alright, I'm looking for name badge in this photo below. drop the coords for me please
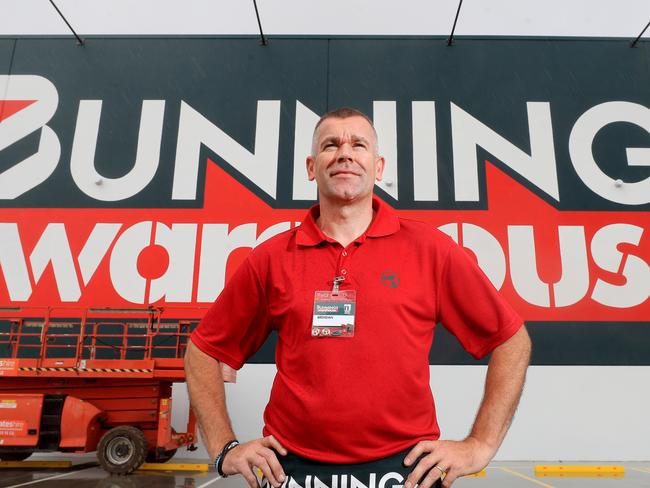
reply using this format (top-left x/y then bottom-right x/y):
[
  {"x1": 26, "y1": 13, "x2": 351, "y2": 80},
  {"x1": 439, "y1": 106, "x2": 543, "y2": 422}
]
[{"x1": 312, "y1": 290, "x2": 356, "y2": 338}]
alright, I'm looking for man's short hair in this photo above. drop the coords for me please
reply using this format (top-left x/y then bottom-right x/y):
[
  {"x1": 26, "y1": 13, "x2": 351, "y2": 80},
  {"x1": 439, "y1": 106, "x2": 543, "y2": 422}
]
[{"x1": 311, "y1": 107, "x2": 378, "y2": 155}]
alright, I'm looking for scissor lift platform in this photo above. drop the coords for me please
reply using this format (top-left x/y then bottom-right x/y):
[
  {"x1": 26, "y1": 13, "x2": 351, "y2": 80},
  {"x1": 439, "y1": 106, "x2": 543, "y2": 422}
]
[{"x1": 0, "y1": 307, "x2": 202, "y2": 474}]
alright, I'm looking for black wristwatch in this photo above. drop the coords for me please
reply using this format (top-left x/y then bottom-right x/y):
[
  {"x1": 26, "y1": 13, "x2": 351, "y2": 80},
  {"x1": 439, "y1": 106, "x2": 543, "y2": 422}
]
[{"x1": 215, "y1": 439, "x2": 240, "y2": 477}]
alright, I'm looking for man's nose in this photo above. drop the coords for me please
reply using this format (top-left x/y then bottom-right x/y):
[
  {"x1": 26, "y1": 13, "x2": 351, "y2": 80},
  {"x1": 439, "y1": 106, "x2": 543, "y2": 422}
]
[{"x1": 336, "y1": 142, "x2": 353, "y2": 162}]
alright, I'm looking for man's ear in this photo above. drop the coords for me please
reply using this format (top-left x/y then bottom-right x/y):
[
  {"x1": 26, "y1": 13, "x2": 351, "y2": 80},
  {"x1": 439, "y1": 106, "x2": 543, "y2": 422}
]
[
  {"x1": 306, "y1": 156, "x2": 316, "y2": 181},
  {"x1": 375, "y1": 156, "x2": 385, "y2": 181}
]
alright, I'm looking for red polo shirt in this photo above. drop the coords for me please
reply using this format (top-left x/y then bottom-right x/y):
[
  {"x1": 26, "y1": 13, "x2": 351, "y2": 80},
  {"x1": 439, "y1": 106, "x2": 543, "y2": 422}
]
[{"x1": 191, "y1": 196, "x2": 522, "y2": 463}]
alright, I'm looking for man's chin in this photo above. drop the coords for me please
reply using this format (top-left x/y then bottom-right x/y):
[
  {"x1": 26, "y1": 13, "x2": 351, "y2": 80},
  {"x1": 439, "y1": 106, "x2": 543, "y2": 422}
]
[{"x1": 322, "y1": 189, "x2": 372, "y2": 204}]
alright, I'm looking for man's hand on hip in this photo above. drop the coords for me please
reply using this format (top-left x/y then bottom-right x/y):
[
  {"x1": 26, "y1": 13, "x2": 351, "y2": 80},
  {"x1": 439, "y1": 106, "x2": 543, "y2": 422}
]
[
  {"x1": 222, "y1": 435, "x2": 288, "y2": 488},
  {"x1": 403, "y1": 438, "x2": 494, "y2": 488}
]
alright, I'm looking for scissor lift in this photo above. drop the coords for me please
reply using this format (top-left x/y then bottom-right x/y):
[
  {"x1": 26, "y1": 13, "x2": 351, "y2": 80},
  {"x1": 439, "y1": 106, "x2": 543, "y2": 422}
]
[{"x1": 0, "y1": 307, "x2": 201, "y2": 474}]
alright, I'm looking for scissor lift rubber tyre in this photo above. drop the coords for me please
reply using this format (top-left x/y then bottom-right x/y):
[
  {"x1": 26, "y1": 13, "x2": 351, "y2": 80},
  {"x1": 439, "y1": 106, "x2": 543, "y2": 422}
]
[{"x1": 97, "y1": 426, "x2": 148, "y2": 475}]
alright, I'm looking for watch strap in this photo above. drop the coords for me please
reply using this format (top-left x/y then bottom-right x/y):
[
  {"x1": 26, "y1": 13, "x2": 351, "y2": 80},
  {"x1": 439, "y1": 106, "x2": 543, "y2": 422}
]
[{"x1": 216, "y1": 439, "x2": 239, "y2": 477}]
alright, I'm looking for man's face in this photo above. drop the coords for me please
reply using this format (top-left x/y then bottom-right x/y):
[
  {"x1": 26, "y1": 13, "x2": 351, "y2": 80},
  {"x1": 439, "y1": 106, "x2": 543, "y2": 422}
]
[{"x1": 306, "y1": 116, "x2": 385, "y2": 203}]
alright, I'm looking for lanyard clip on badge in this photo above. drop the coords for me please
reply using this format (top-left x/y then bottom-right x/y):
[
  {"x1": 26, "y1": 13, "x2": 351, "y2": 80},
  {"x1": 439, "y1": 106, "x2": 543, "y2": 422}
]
[{"x1": 332, "y1": 275, "x2": 345, "y2": 296}]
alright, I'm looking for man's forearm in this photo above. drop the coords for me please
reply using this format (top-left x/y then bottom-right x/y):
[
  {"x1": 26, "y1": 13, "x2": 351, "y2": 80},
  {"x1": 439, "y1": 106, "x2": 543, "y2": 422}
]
[
  {"x1": 185, "y1": 339, "x2": 236, "y2": 460},
  {"x1": 467, "y1": 326, "x2": 531, "y2": 454}
]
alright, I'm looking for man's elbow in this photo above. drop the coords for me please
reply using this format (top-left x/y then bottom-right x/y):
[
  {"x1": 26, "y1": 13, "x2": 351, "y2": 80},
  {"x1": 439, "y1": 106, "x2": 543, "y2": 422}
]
[
  {"x1": 494, "y1": 325, "x2": 532, "y2": 365},
  {"x1": 184, "y1": 339, "x2": 209, "y2": 378},
  {"x1": 512, "y1": 324, "x2": 532, "y2": 364},
  {"x1": 185, "y1": 340, "x2": 231, "y2": 382},
  {"x1": 184, "y1": 339, "x2": 195, "y2": 378}
]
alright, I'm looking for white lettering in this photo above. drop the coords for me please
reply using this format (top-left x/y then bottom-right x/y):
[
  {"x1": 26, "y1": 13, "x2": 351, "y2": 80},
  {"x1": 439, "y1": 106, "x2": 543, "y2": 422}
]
[
  {"x1": 451, "y1": 102, "x2": 559, "y2": 202},
  {"x1": 569, "y1": 101, "x2": 650, "y2": 205},
  {"x1": 439, "y1": 223, "x2": 506, "y2": 289},
  {"x1": 463, "y1": 223, "x2": 507, "y2": 290},
  {"x1": 412, "y1": 101, "x2": 438, "y2": 201},
  {"x1": 508, "y1": 226, "x2": 590, "y2": 307},
  {"x1": 553, "y1": 226, "x2": 590, "y2": 307},
  {"x1": 0, "y1": 223, "x2": 32, "y2": 300},
  {"x1": 70, "y1": 100, "x2": 164, "y2": 201},
  {"x1": 2, "y1": 219, "x2": 646, "y2": 312},
  {"x1": 378, "y1": 473, "x2": 403, "y2": 488},
  {"x1": 0, "y1": 75, "x2": 60, "y2": 199},
  {"x1": 197, "y1": 221, "x2": 291, "y2": 302},
  {"x1": 591, "y1": 224, "x2": 650, "y2": 307},
  {"x1": 508, "y1": 226, "x2": 548, "y2": 306},
  {"x1": 29, "y1": 223, "x2": 81, "y2": 301},
  {"x1": 313, "y1": 477, "x2": 330, "y2": 488},
  {"x1": 78, "y1": 224, "x2": 122, "y2": 285},
  {"x1": 2, "y1": 84, "x2": 647, "y2": 208},
  {"x1": 350, "y1": 475, "x2": 373, "y2": 488},
  {"x1": 196, "y1": 224, "x2": 229, "y2": 303},
  {"x1": 109, "y1": 221, "x2": 151, "y2": 304},
  {"x1": 374, "y1": 101, "x2": 398, "y2": 199},
  {"x1": 149, "y1": 223, "x2": 197, "y2": 302},
  {"x1": 288, "y1": 477, "x2": 305, "y2": 488},
  {"x1": 173, "y1": 100, "x2": 280, "y2": 200},
  {"x1": 0, "y1": 222, "x2": 120, "y2": 301},
  {"x1": 293, "y1": 101, "x2": 319, "y2": 200}
]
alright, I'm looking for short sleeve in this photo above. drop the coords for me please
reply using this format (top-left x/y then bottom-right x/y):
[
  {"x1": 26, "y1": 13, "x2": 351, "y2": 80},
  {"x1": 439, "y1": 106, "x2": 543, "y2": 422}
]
[
  {"x1": 191, "y1": 256, "x2": 273, "y2": 370},
  {"x1": 437, "y1": 242, "x2": 523, "y2": 359}
]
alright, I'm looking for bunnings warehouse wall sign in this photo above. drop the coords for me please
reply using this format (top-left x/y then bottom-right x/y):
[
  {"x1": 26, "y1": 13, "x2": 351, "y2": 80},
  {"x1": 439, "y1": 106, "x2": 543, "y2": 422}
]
[{"x1": 0, "y1": 37, "x2": 648, "y2": 363}]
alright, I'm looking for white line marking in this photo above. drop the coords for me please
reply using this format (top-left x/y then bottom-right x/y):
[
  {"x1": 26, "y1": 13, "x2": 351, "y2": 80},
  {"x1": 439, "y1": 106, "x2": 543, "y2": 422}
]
[
  {"x1": 499, "y1": 467, "x2": 555, "y2": 488},
  {"x1": 5, "y1": 466, "x2": 95, "y2": 488},
  {"x1": 196, "y1": 475, "x2": 223, "y2": 488}
]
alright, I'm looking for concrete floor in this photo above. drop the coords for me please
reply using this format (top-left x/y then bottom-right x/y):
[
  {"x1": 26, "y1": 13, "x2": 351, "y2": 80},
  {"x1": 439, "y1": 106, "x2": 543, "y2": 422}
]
[{"x1": 1, "y1": 459, "x2": 649, "y2": 488}]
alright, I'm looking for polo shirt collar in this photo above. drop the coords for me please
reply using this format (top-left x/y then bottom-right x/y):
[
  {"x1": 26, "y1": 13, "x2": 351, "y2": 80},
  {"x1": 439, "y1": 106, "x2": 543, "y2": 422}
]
[{"x1": 296, "y1": 195, "x2": 400, "y2": 247}]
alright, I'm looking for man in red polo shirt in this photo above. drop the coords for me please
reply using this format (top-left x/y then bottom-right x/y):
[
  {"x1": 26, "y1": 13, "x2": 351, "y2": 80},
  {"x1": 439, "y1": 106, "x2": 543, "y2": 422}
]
[{"x1": 185, "y1": 108, "x2": 531, "y2": 488}]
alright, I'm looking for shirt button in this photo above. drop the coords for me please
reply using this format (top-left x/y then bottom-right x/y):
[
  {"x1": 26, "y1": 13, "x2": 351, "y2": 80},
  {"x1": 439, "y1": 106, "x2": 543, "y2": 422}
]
[
  {"x1": 341, "y1": 269, "x2": 347, "y2": 275},
  {"x1": 342, "y1": 251, "x2": 348, "y2": 257}
]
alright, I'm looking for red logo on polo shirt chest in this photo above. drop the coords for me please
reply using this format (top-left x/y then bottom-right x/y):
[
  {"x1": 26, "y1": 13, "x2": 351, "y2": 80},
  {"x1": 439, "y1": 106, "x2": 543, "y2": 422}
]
[{"x1": 381, "y1": 270, "x2": 400, "y2": 288}]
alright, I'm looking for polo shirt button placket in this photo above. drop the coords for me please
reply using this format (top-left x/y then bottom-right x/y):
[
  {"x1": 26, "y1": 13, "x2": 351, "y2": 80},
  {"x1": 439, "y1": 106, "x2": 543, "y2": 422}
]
[{"x1": 339, "y1": 247, "x2": 351, "y2": 278}]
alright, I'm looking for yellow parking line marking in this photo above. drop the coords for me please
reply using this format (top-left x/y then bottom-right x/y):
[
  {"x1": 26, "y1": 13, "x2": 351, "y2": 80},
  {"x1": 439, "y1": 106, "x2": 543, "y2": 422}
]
[
  {"x1": 138, "y1": 462, "x2": 209, "y2": 471},
  {"x1": 535, "y1": 465, "x2": 624, "y2": 478},
  {"x1": 464, "y1": 469, "x2": 486, "y2": 477},
  {"x1": 0, "y1": 461, "x2": 72, "y2": 469},
  {"x1": 499, "y1": 467, "x2": 555, "y2": 488}
]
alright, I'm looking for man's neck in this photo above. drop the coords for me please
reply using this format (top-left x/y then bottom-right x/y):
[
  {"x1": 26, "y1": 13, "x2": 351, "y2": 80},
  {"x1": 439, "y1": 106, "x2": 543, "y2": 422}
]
[{"x1": 316, "y1": 195, "x2": 374, "y2": 248}]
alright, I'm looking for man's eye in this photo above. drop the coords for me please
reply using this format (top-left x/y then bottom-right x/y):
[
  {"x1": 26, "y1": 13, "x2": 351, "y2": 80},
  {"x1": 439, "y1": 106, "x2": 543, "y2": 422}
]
[{"x1": 323, "y1": 143, "x2": 336, "y2": 149}]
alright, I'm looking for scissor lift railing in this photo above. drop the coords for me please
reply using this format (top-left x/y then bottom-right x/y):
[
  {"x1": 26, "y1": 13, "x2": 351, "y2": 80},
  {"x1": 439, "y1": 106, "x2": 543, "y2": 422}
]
[{"x1": 0, "y1": 307, "x2": 202, "y2": 378}]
